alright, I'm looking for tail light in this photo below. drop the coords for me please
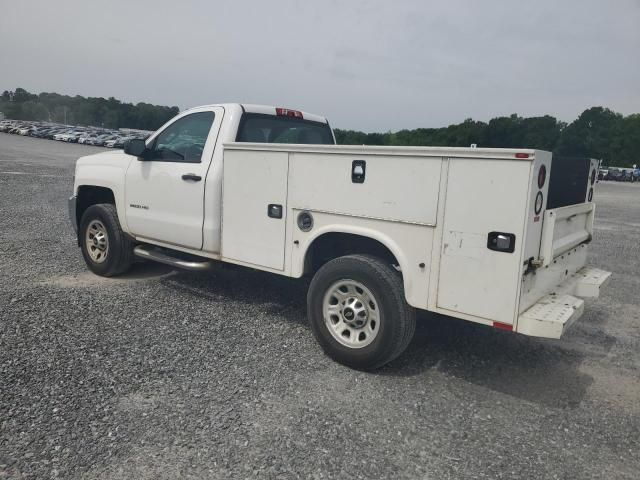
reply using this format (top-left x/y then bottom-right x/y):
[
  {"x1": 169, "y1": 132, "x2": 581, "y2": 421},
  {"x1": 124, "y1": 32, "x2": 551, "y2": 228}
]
[
  {"x1": 537, "y1": 165, "x2": 547, "y2": 188},
  {"x1": 276, "y1": 108, "x2": 303, "y2": 119}
]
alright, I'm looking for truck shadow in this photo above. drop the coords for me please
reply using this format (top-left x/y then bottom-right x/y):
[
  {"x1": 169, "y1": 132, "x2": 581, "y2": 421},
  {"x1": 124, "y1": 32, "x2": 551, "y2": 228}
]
[
  {"x1": 163, "y1": 265, "x2": 609, "y2": 409},
  {"x1": 44, "y1": 261, "x2": 175, "y2": 287},
  {"x1": 381, "y1": 312, "x2": 602, "y2": 408},
  {"x1": 118, "y1": 261, "x2": 175, "y2": 280},
  {"x1": 161, "y1": 265, "x2": 310, "y2": 325}
]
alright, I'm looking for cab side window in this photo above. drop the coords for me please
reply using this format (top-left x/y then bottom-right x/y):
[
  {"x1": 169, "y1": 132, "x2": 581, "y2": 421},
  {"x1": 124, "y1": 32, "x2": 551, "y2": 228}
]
[{"x1": 149, "y1": 112, "x2": 215, "y2": 163}]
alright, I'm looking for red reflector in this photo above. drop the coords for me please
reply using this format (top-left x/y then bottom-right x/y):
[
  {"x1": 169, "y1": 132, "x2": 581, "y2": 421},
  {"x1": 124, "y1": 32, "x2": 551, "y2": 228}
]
[
  {"x1": 276, "y1": 107, "x2": 303, "y2": 119},
  {"x1": 515, "y1": 153, "x2": 530, "y2": 159},
  {"x1": 493, "y1": 321, "x2": 513, "y2": 331}
]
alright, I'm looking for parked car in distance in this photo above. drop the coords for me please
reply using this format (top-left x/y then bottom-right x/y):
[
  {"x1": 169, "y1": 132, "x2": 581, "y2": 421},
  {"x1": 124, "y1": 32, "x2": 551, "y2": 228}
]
[
  {"x1": 53, "y1": 132, "x2": 71, "y2": 141},
  {"x1": 620, "y1": 168, "x2": 638, "y2": 182},
  {"x1": 1, "y1": 119, "x2": 153, "y2": 149},
  {"x1": 78, "y1": 134, "x2": 98, "y2": 144},
  {"x1": 598, "y1": 168, "x2": 608, "y2": 180},
  {"x1": 88, "y1": 134, "x2": 111, "y2": 146},
  {"x1": 113, "y1": 136, "x2": 132, "y2": 148},
  {"x1": 103, "y1": 137, "x2": 121, "y2": 148},
  {"x1": 606, "y1": 168, "x2": 625, "y2": 181}
]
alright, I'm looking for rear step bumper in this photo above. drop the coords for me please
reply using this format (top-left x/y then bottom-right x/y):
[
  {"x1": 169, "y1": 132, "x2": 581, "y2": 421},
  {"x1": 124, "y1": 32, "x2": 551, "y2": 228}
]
[
  {"x1": 517, "y1": 266, "x2": 611, "y2": 338},
  {"x1": 133, "y1": 245, "x2": 213, "y2": 271}
]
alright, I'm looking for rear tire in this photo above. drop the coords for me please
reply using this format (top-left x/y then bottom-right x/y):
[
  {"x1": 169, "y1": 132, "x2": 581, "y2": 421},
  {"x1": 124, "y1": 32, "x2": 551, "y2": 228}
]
[
  {"x1": 307, "y1": 254, "x2": 415, "y2": 370},
  {"x1": 79, "y1": 204, "x2": 133, "y2": 277}
]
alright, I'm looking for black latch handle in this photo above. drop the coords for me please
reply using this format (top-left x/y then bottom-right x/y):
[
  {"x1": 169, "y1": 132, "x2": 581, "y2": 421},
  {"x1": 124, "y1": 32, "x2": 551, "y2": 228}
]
[
  {"x1": 267, "y1": 204, "x2": 283, "y2": 219},
  {"x1": 352, "y1": 160, "x2": 366, "y2": 183},
  {"x1": 487, "y1": 232, "x2": 516, "y2": 253}
]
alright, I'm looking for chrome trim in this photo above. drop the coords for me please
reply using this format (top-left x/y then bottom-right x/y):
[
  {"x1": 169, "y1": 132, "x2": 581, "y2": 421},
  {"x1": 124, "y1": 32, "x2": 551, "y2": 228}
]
[{"x1": 68, "y1": 195, "x2": 78, "y2": 233}]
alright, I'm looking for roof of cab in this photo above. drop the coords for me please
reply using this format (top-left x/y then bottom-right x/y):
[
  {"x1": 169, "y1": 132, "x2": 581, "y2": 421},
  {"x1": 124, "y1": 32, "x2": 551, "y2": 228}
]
[
  {"x1": 183, "y1": 103, "x2": 328, "y2": 124},
  {"x1": 241, "y1": 104, "x2": 328, "y2": 124}
]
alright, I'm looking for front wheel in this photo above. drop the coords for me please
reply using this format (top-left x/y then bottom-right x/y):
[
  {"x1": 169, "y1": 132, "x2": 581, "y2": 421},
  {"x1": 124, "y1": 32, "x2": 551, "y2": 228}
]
[
  {"x1": 307, "y1": 254, "x2": 415, "y2": 370},
  {"x1": 79, "y1": 204, "x2": 133, "y2": 277}
]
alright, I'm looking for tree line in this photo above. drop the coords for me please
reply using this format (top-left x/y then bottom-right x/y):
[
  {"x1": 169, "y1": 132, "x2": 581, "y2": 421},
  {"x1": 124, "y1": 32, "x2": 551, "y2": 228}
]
[
  {"x1": 1, "y1": 88, "x2": 179, "y2": 131},
  {"x1": 335, "y1": 108, "x2": 639, "y2": 167},
  {"x1": 1, "y1": 87, "x2": 638, "y2": 166}
]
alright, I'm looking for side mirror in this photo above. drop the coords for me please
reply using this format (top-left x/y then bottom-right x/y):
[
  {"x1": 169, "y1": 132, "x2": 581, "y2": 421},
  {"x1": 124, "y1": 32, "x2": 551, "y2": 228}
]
[{"x1": 124, "y1": 138, "x2": 148, "y2": 158}]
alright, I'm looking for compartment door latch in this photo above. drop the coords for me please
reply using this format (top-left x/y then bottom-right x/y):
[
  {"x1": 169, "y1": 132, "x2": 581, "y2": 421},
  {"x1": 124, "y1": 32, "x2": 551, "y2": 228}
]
[
  {"x1": 487, "y1": 232, "x2": 516, "y2": 253},
  {"x1": 267, "y1": 204, "x2": 283, "y2": 219},
  {"x1": 351, "y1": 160, "x2": 366, "y2": 183}
]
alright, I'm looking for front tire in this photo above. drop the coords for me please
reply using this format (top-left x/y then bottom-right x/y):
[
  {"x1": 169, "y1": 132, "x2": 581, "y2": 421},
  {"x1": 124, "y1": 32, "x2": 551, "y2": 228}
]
[
  {"x1": 79, "y1": 204, "x2": 133, "y2": 277},
  {"x1": 307, "y1": 254, "x2": 415, "y2": 370}
]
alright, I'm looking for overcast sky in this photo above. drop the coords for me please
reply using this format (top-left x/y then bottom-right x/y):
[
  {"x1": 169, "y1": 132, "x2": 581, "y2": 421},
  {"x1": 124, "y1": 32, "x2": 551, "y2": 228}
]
[{"x1": 1, "y1": 0, "x2": 639, "y2": 131}]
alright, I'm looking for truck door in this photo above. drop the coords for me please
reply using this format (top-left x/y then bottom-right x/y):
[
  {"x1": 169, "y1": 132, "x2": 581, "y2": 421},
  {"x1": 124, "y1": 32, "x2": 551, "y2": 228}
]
[{"x1": 124, "y1": 107, "x2": 224, "y2": 250}]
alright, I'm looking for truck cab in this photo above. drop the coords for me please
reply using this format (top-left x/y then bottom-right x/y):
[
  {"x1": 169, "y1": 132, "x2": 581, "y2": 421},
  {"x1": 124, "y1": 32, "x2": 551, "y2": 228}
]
[{"x1": 71, "y1": 104, "x2": 334, "y2": 252}]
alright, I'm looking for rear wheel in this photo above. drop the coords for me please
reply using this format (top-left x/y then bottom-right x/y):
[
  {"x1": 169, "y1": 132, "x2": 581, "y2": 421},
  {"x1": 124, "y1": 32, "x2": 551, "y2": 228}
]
[
  {"x1": 307, "y1": 254, "x2": 415, "y2": 370},
  {"x1": 79, "y1": 204, "x2": 133, "y2": 277}
]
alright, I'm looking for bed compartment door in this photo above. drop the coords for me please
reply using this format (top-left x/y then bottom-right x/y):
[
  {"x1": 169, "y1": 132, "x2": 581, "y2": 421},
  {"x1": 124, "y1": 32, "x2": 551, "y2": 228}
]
[
  {"x1": 436, "y1": 159, "x2": 530, "y2": 324},
  {"x1": 221, "y1": 150, "x2": 289, "y2": 270}
]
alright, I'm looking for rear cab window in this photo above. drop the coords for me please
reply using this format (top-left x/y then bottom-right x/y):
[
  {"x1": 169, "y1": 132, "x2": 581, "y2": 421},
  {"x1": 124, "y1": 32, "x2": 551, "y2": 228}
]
[{"x1": 236, "y1": 113, "x2": 335, "y2": 145}]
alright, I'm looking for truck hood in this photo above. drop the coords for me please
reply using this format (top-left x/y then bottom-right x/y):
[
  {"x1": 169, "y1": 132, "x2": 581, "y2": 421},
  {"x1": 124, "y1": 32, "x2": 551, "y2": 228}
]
[
  {"x1": 73, "y1": 150, "x2": 133, "y2": 194},
  {"x1": 76, "y1": 149, "x2": 131, "y2": 168}
]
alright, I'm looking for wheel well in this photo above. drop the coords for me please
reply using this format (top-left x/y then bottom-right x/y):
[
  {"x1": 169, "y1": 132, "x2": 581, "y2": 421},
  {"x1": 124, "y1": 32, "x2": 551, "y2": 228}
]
[
  {"x1": 76, "y1": 186, "x2": 115, "y2": 226},
  {"x1": 304, "y1": 232, "x2": 400, "y2": 275}
]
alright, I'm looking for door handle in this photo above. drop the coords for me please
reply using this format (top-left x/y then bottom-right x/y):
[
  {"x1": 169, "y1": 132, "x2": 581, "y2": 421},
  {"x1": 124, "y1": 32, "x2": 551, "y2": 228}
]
[{"x1": 181, "y1": 173, "x2": 202, "y2": 182}]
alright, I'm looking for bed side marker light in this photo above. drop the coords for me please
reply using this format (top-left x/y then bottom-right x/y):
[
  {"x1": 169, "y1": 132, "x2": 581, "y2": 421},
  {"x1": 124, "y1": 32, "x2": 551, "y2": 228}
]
[{"x1": 493, "y1": 322, "x2": 513, "y2": 331}]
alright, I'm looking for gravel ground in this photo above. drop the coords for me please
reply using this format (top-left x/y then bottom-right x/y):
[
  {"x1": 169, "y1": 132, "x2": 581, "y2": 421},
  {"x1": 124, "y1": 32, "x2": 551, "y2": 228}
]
[{"x1": 1, "y1": 133, "x2": 639, "y2": 479}]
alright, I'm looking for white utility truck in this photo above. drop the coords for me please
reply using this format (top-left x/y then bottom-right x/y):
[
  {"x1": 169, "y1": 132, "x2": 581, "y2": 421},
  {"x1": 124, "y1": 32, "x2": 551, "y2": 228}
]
[{"x1": 69, "y1": 104, "x2": 611, "y2": 369}]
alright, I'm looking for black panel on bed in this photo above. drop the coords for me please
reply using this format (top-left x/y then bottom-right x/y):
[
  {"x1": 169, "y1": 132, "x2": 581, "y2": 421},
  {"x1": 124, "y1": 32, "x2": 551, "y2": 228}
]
[{"x1": 547, "y1": 156, "x2": 590, "y2": 209}]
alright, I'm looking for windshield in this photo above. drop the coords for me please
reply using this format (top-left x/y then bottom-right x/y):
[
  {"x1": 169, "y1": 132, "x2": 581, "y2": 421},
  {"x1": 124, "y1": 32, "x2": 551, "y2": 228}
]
[{"x1": 236, "y1": 113, "x2": 335, "y2": 145}]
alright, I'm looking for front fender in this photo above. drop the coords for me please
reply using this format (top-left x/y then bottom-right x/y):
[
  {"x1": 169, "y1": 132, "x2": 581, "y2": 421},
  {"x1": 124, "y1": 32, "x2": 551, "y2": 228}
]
[{"x1": 74, "y1": 154, "x2": 132, "y2": 233}]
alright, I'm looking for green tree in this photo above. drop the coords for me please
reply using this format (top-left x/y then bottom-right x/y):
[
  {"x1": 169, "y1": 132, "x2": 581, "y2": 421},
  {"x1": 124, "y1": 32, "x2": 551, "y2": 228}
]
[
  {"x1": 20, "y1": 101, "x2": 49, "y2": 121},
  {"x1": 557, "y1": 107, "x2": 623, "y2": 162},
  {"x1": 3, "y1": 87, "x2": 639, "y2": 166},
  {"x1": 613, "y1": 114, "x2": 640, "y2": 166},
  {"x1": 520, "y1": 116, "x2": 563, "y2": 151}
]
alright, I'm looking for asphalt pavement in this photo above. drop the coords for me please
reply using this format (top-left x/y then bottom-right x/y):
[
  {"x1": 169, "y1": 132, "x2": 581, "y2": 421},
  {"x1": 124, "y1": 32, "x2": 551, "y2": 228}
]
[{"x1": 1, "y1": 133, "x2": 639, "y2": 479}]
